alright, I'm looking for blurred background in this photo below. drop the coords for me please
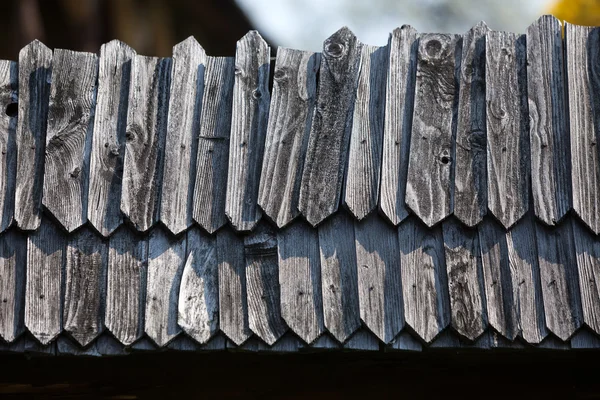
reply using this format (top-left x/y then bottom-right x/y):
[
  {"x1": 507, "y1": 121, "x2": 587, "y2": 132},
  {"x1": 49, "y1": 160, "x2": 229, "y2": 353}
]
[{"x1": 0, "y1": 0, "x2": 592, "y2": 59}]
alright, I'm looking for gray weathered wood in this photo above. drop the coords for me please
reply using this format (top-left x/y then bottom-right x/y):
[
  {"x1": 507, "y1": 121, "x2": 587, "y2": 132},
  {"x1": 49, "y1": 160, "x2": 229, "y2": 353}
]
[
  {"x1": 399, "y1": 217, "x2": 449, "y2": 343},
  {"x1": 121, "y1": 56, "x2": 171, "y2": 232},
  {"x1": 57, "y1": 335, "x2": 100, "y2": 356},
  {"x1": 318, "y1": 212, "x2": 360, "y2": 343},
  {"x1": 486, "y1": 31, "x2": 530, "y2": 229},
  {"x1": 572, "y1": 219, "x2": 600, "y2": 335},
  {"x1": 299, "y1": 27, "x2": 362, "y2": 226},
  {"x1": 527, "y1": 16, "x2": 571, "y2": 226},
  {"x1": 226, "y1": 31, "x2": 270, "y2": 231},
  {"x1": 310, "y1": 333, "x2": 340, "y2": 350},
  {"x1": 278, "y1": 220, "x2": 324, "y2": 344},
  {"x1": 42, "y1": 49, "x2": 98, "y2": 232},
  {"x1": 161, "y1": 37, "x2": 206, "y2": 235},
  {"x1": 14, "y1": 41, "x2": 52, "y2": 230},
  {"x1": 570, "y1": 328, "x2": 600, "y2": 349},
  {"x1": 0, "y1": 230, "x2": 27, "y2": 342},
  {"x1": 105, "y1": 226, "x2": 147, "y2": 346},
  {"x1": 0, "y1": 61, "x2": 17, "y2": 232},
  {"x1": 344, "y1": 329, "x2": 380, "y2": 351},
  {"x1": 389, "y1": 331, "x2": 422, "y2": 352},
  {"x1": 454, "y1": 22, "x2": 489, "y2": 227},
  {"x1": 178, "y1": 227, "x2": 219, "y2": 344},
  {"x1": 87, "y1": 40, "x2": 135, "y2": 237},
  {"x1": 258, "y1": 333, "x2": 302, "y2": 352},
  {"x1": 258, "y1": 48, "x2": 319, "y2": 228},
  {"x1": 355, "y1": 213, "x2": 403, "y2": 343}
]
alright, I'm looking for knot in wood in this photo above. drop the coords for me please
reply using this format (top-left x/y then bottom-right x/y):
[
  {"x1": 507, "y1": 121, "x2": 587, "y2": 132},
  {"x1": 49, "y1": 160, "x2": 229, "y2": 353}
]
[
  {"x1": 108, "y1": 144, "x2": 120, "y2": 157},
  {"x1": 425, "y1": 39, "x2": 442, "y2": 57},
  {"x1": 252, "y1": 89, "x2": 262, "y2": 100},
  {"x1": 274, "y1": 68, "x2": 287, "y2": 82},
  {"x1": 324, "y1": 41, "x2": 345, "y2": 58},
  {"x1": 70, "y1": 167, "x2": 81, "y2": 178}
]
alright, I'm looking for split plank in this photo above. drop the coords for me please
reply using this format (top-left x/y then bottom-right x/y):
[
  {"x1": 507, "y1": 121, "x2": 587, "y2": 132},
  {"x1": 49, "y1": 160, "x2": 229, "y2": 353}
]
[
  {"x1": 572, "y1": 219, "x2": 600, "y2": 335},
  {"x1": 0, "y1": 61, "x2": 17, "y2": 232},
  {"x1": 0, "y1": 230, "x2": 27, "y2": 342}
]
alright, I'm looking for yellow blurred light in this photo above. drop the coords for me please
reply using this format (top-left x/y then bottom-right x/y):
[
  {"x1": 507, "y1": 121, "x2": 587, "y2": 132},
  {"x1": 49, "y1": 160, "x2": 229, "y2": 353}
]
[{"x1": 550, "y1": 0, "x2": 600, "y2": 25}]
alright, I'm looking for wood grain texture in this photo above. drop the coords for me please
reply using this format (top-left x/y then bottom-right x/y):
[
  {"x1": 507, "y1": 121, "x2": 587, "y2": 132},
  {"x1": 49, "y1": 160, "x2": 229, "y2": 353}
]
[
  {"x1": 121, "y1": 56, "x2": 171, "y2": 232},
  {"x1": 355, "y1": 213, "x2": 403, "y2": 343},
  {"x1": 0, "y1": 61, "x2": 17, "y2": 232},
  {"x1": 454, "y1": 22, "x2": 489, "y2": 227},
  {"x1": 25, "y1": 219, "x2": 66, "y2": 345},
  {"x1": 258, "y1": 48, "x2": 319, "y2": 228},
  {"x1": 299, "y1": 27, "x2": 362, "y2": 226},
  {"x1": 527, "y1": 16, "x2": 571, "y2": 226},
  {"x1": 87, "y1": 40, "x2": 135, "y2": 237},
  {"x1": 278, "y1": 220, "x2": 324, "y2": 344},
  {"x1": 406, "y1": 33, "x2": 460, "y2": 227},
  {"x1": 486, "y1": 31, "x2": 530, "y2": 229},
  {"x1": 178, "y1": 227, "x2": 219, "y2": 344},
  {"x1": 0, "y1": 230, "x2": 27, "y2": 342},
  {"x1": 226, "y1": 31, "x2": 270, "y2": 231},
  {"x1": 105, "y1": 226, "x2": 147, "y2": 346},
  {"x1": 160, "y1": 37, "x2": 206, "y2": 235},
  {"x1": 42, "y1": 49, "x2": 98, "y2": 232},
  {"x1": 572, "y1": 219, "x2": 600, "y2": 335},
  {"x1": 399, "y1": 217, "x2": 449, "y2": 343}
]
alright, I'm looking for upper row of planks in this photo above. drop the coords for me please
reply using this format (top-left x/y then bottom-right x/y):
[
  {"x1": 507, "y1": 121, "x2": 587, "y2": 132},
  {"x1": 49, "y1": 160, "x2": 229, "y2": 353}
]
[{"x1": 0, "y1": 15, "x2": 598, "y2": 236}]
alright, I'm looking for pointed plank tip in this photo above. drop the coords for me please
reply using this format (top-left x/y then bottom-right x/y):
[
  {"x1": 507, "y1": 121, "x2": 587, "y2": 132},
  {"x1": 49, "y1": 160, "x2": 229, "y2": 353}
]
[
  {"x1": 239, "y1": 30, "x2": 268, "y2": 46},
  {"x1": 173, "y1": 35, "x2": 206, "y2": 53}
]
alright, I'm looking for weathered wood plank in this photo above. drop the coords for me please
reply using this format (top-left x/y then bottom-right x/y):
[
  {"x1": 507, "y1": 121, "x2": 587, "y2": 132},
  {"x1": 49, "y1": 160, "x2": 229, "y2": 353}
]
[
  {"x1": 355, "y1": 213, "x2": 403, "y2": 343},
  {"x1": 389, "y1": 331, "x2": 422, "y2": 351},
  {"x1": 572, "y1": 219, "x2": 600, "y2": 335},
  {"x1": 192, "y1": 56, "x2": 235, "y2": 234},
  {"x1": 399, "y1": 217, "x2": 449, "y2": 343},
  {"x1": 406, "y1": 33, "x2": 460, "y2": 227},
  {"x1": 178, "y1": 227, "x2": 219, "y2": 344},
  {"x1": 278, "y1": 220, "x2": 324, "y2": 343},
  {"x1": 0, "y1": 61, "x2": 17, "y2": 232},
  {"x1": 57, "y1": 335, "x2": 100, "y2": 356},
  {"x1": 106, "y1": 226, "x2": 147, "y2": 346},
  {"x1": 87, "y1": 40, "x2": 135, "y2": 237},
  {"x1": 121, "y1": 56, "x2": 171, "y2": 232},
  {"x1": 258, "y1": 48, "x2": 319, "y2": 228},
  {"x1": 486, "y1": 31, "x2": 530, "y2": 229},
  {"x1": 25, "y1": 219, "x2": 66, "y2": 345},
  {"x1": 570, "y1": 327, "x2": 600, "y2": 349},
  {"x1": 527, "y1": 16, "x2": 570, "y2": 226},
  {"x1": 42, "y1": 49, "x2": 98, "y2": 232},
  {"x1": 344, "y1": 328, "x2": 380, "y2": 351},
  {"x1": 0, "y1": 230, "x2": 27, "y2": 342},
  {"x1": 160, "y1": 37, "x2": 206, "y2": 235},
  {"x1": 318, "y1": 212, "x2": 360, "y2": 343},
  {"x1": 454, "y1": 22, "x2": 489, "y2": 227},
  {"x1": 226, "y1": 31, "x2": 270, "y2": 231},
  {"x1": 299, "y1": 27, "x2": 362, "y2": 226},
  {"x1": 14, "y1": 41, "x2": 52, "y2": 230}
]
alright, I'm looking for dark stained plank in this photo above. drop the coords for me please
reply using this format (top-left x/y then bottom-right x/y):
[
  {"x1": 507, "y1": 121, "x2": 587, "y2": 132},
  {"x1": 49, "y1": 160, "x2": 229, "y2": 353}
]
[
  {"x1": 454, "y1": 22, "x2": 489, "y2": 227},
  {"x1": 486, "y1": 31, "x2": 530, "y2": 229},
  {"x1": 87, "y1": 40, "x2": 135, "y2": 237},
  {"x1": 257, "y1": 333, "x2": 303, "y2": 352},
  {"x1": 42, "y1": 49, "x2": 98, "y2": 232},
  {"x1": 14, "y1": 41, "x2": 52, "y2": 230},
  {"x1": 277, "y1": 220, "x2": 324, "y2": 344},
  {"x1": 380, "y1": 26, "x2": 418, "y2": 226},
  {"x1": 0, "y1": 230, "x2": 27, "y2": 342},
  {"x1": 572, "y1": 219, "x2": 600, "y2": 335},
  {"x1": 299, "y1": 27, "x2": 362, "y2": 226},
  {"x1": 527, "y1": 16, "x2": 570, "y2": 226},
  {"x1": 121, "y1": 56, "x2": 172, "y2": 232},
  {"x1": 344, "y1": 328, "x2": 380, "y2": 351},
  {"x1": 355, "y1": 213, "x2": 403, "y2": 343},
  {"x1": 226, "y1": 31, "x2": 270, "y2": 231},
  {"x1": 406, "y1": 33, "x2": 460, "y2": 227},
  {"x1": 389, "y1": 331, "x2": 422, "y2": 352},
  {"x1": 570, "y1": 327, "x2": 600, "y2": 349},
  {"x1": 95, "y1": 333, "x2": 128, "y2": 356},
  {"x1": 105, "y1": 226, "x2": 147, "y2": 346},
  {"x1": 57, "y1": 335, "x2": 100, "y2": 356},
  {"x1": 160, "y1": 37, "x2": 206, "y2": 235},
  {"x1": 310, "y1": 333, "x2": 340, "y2": 350},
  {"x1": 318, "y1": 212, "x2": 360, "y2": 343},
  {"x1": 344, "y1": 44, "x2": 388, "y2": 220},
  {"x1": 399, "y1": 217, "x2": 449, "y2": 343},
  {"x1": 178, "y1": 227, "x2": 219, "y2": 344},
  {"x1": 192, "y1": 56, "x2": 235, "y2": 234},
  {"x1": 258, "y1": 48, "x2": 319, "y2": 228},
  {"x1": 0, "y1": 61, "x2": 17, "y2": 232}
]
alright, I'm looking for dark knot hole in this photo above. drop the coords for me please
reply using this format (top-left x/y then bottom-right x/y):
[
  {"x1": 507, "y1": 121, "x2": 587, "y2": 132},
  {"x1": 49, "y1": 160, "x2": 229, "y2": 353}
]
[{"x1": 5, "y1": 102, "x2": 17, "y2": 118}]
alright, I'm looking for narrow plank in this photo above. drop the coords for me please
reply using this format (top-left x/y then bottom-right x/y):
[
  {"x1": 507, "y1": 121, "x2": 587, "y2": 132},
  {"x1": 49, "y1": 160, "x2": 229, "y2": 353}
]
[
  {"x1": 570, "y1": 327, "x2": 600, "y2": 349},
  {"x1": 106, "y1": 226, "x2": 147, "y2": 346},
  {"x1": 57, "y1": 335, "x2": 100, "y2": 356},
  {"x1": 42, "y1": 49, "x2": 98, "y2": 232},
  {"x1": 146, "y1": 227, "x2": 185, "y2": 346},
  {"x1": 537, "y1": 336, "x2": 570, "y2": 350},
  {"x1": 527, "y1": 16, "x2": 570, "y2": 226},
  {"x1": 277, "y1": 220, "x2": 324, "y2": 344},
  {"x1": 572, "y1": 219, "x2": 600, "y2": 335},
  {"x1": 355, "y1": 213, "x2": 404, "y2": 343},
  {"x1": 299, "y1": 27, "x2": 362, "y2": 226},
  {"x1": 258, "y1": 48, "x2": 319, "y2": 228},
  {"x1": 380, "y1": 25, "x2": 418, "y2": 226},
  {"x1": 88, "y1": 40, "x2": 135, "y2": 237},
  {"x1": 389, "y1": 331, "x2": 422, "y2": 352},
  {"x1": 121, "y1": 56, "x2": 172, "y2": 232},
  {"x1": 64, "y1": 227, "x2": 108, "y2": 346},
  {"x1": 25, "y1": 219, "x2": 66, "y2": 345},
  {"x1": 192, "y1": 56, "x2": 235, "y2": 234},
  {"x1": 310, "y1": 334, "x2": 340, "y2": 350},
  {"x1": 407, "y1": 34, "x2": 461, "y2": 227},
  {"x1": 0, "y1": 61, "x2": 17, "y2": 232},
  {"x1": 454, "y1": 22, "x2": 489, "y2": 226},
  {"x1": 178, "y1": 227, "x2": 219, "y2": 344},
  {"x1": 95, "y1": 333, "x2": 128, "y2": 356},
  {"x1": 160, "y1": 37, "x2": 206, "y2": 235},
  {"x1": 318, "y1": 212, "x2": 360, "y2": 343},
  {"x1": 344, "y1": 328, "x2": 380, "y2": 351},
  {"x1": 0, "y1": 230, "x2": 27, "y2": 342},
  {"x1": 486, "y1": 31, "x2": 530, "y2": 229},
  {"x1": 257, "y1": 333, "x2": 302, "y2": 352},
  {"x1": 344, "y1": 44, "x2": 388, "y2": 219},
  {"x1": 399, "y1": 217, "x2": 449, "y2": 343},
  {"x1": 226, "y1": 31, "x2": 270, "y2": 231}
]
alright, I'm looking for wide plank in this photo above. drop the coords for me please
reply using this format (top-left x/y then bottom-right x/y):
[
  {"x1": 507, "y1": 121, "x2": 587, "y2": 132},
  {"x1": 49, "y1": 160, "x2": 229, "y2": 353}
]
[
  {"x1": 0, "y1": 230, "x2": 27, "y2": 342},
  {"x1": 572, "y1": 219, "x2": 600, "y2": 335},
  {"x1": 0, "y1": 61, "x2": 17, "y2": 232}
]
